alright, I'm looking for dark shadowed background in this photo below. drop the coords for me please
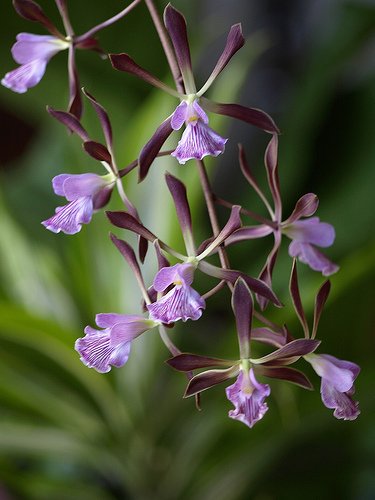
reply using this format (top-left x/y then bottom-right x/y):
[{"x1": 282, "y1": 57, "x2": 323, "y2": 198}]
[{"x1": 0, "y1": 1, "x2": 374, "y2": 499}]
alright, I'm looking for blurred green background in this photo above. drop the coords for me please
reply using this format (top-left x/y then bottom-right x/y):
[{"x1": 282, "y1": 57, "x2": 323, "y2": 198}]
[{"x1": 0, "y1": 0, "x2": 374, "y2": 499}]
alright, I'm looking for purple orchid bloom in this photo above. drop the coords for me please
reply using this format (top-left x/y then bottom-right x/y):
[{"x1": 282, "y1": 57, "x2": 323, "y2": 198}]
[
  {"x1": 110, "y1": 4, "x2": 278, "y2": 180},
  {"x1": 226, "y1": 368, "x2": 270, "y2": 428},
  {"x1": 171, "y1": 100, "x2": 227, "y2": 164},
  {"x1": 226, "y1": 138, "x2": 338, "y2": 293},
  {"x1": 147, "y1": 263, "x2": 205, "y2": 324},
  {"x1": 1, "y1": 33, "x2": 69, "y2": 93},
  {"x1": 3, "y1": 0, "x2": 140, "y2": 117},
  {"x1": 76, "y1": 313, "x2": 158, "y2": 373},
  {"x1": 282, "y1": 217, "x2": 339, "y2": 276},
  {"x1": 305, "y1": 353, "x2": 360, "y2": 420},
  {"x1": 42, "y1": 172, "x2": 115, "y2": 235}
]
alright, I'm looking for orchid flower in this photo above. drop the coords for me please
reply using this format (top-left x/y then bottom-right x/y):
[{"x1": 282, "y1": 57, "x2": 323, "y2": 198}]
[
  {"x1": 305, "y1": 353, "x2": 360, "y2": 420},
  {"x1": 167, "y1": 278, "x2": 318, "y2": 428},
  {"x1": 110, "y1": 4, "x2": 279, "y2": 180},
  {"x1": 42, "y1": 172, "x2": 116, "y2": 234},
  {"x1": 2, "y1": 0, "x2": 141, "y2": 117},
  {"x1": 76, "y1": 314, "x2": 158, "y2": 373}
]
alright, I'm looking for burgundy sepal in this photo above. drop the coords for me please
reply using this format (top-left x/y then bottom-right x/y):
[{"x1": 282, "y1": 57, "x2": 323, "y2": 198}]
[
  {"x1": 13, "y1": 0, "x2": 63, "y2": 38},
  {"x1": 184, "y1": 366, "x2": 239, "y2": 398},
  {"x1": 83, "y1": 141, "x2": 112, "y2": 164},
  {"x1": 106, "y1": 211, "x2": 157, "y2": 242},
  {"x1": 202, "y1": 98, "x2": 279, "y2": 134},
  {"x1": 255, "y1": 365, "x2": 314, "y2": 390},
  {"x1": 47, "y1": 107, "x2": 89, "y2": 141},
  {"x1": 167, "y1": 353, "x2": 234, "y2": 371},
  {"x1": 139, "y1": 116, "x2": 173, "y2": 182}
]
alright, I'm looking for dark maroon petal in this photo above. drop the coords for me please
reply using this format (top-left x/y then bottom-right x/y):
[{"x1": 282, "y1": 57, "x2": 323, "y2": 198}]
[
  {"x1": 312, "y1": 280, "x2": 331, "y2": 338},
  {"x1": 163, "y1": 4, "x2": 194, "y2": 92},
  {"x1": 264, "y1": 134, "x2": 282, "y2": 220},
  {"x1": 284, "y1": 193, "x2": 319, "y2": 225},
  {"x1": 197, "y1": 206, "x2": 242, "y2": 259},
  {"x1": 167, "y1": 353, "x2": 234, "y2": 371},
  {"x1": 289, "y1": 259, "x2": 309, "y2": 337},
  {"x1": 184, "y1": 366, "x2": 239, "y2": 398},
  {"x1": 67, "y1": 46, "x2": 82, "y2": 119},
  {"x1": 198, "y1": 261, "x2": 282, "y2": 307},
  {"x1": 110, "y1": 234, "x2": 146, "y2": 291},
  {"x1": 202, "y1": 98, "x2": 279, "y2": 134},
  {"x1": 106, "y1": 211, "x2": 157, "y2": 242},
  {"x1": 46, "y1": 106, "x2": 89, "y2": 140},
  {"x1": 225, "y1": 225, "x2": 274, "y2": 246},
  {"x1": 109, "y1": 53, "x2": 178, "y2": 96},
  {"x1": 82, "y1": 88, "x2": 113, "y2": 150},
  {"x1": 252, "y1": 338, "x2": 320, "y2": 364},
  {"x1": 13, "y1": 0, "x2": 62, "y2": 38},
  {"x1": 83, "y1": 141, "x2": 112, "y2": 164},
  {"x1": 165, "y1": 173, "x2": 194, "y2": 252},
  {"x1": 138, "y1": 237, "x2": 148, "y2": 265},
  {"x1": 199, "y1": 24, "x2": 244, "y2": 95},
  {"x1": 256, "y1": 232, "x2": 281, "y2": 311},
  {"x1": 139, "y1": 117, "x2": 173, "y2": 182},
  {"x1": 238, "y1": 144, "x2": 264, "y2": 196},
  {"x1": 153, "y1": 240, "x2": 170, "y2": 270},
  {"x1": 232, "y1": 278, "x2": 252, "y2": 359},
  {"x1": 255, "y1": 365, "x2": 314, "y2": 390}
]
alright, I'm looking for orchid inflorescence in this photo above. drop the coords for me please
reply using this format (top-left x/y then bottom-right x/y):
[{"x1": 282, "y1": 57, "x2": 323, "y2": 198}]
[{"x1": 4, "y1": 0, "x2": 360, "y2": 428}]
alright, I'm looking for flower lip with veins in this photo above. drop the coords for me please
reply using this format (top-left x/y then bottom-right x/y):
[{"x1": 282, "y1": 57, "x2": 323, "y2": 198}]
[
  {"x1": 171, "y1": 99, "x2": 227, "y2": 164},
  {"x1": 226, "y1": 368, "x2": 270, "y2": 428},
  {"x1": 147, "y1": 263, "x2": 205, "y2": 324}
]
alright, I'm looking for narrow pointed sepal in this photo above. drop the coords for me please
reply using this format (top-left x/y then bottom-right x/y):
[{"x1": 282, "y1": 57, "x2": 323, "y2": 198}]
[
  {"x1": 165, "y1": 173, "x2": 194, "y2": 254},
  {"x1": 184, "y1": 366, "x2": 239, "y2": 398},
  {"x1": 163, "y1": 3, "x2": 194, "y2": 92},
  {"x1": 202, "y1": 98, "x2": 279, "y2": 134},
  {"x1": 232, "y1": 278, "x2": 253, "y2": 359},
  {"x1": 13, "y1": 0, "x2": 63, "y2": 38},
  {"x1": 255, "y1": 365, "x2": 314, "y2": 390},
  {"x1": 139, "y1": 116, "x2": 173, "y2": 182},
  {"x1": 251, "y1": 338, "x2": 320, "y2": 365},
  {"x1": 106, "y1": 211, "x2": 157, "y2": 242},
  {"x1": 46, "y1": 107, "x2": 89, "y2": 141},
  {"x1": 167, "y1": 353, "x2": 235, "y2": 371},
  {"x1": 198, "y1": 24, "x2": 244, "y2": 95}
]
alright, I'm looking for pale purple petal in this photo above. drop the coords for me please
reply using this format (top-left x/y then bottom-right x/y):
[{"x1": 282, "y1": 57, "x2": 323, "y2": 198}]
[
  {"x1": 321, "y1": 380, "x2": 360, "y2": 420},
  {"x1": 2, "y1": 59, "x2": 48, "y2": 93},
  {"x1": 172, "y1": 122, "x2": 227, "y2": 165},
  {"x1": 42, "y1": 197, "x2": 93, "y2": 234},
  {"x1": 284, "y1": 217, "x2": 335, "y2": 247},
  {"x1": 110, "y1": 320, "x2": 154, "y2": 347},
  {"x1": 307, "y1": 354, "x2": 359, "y2": 392},
  {"x1": 153, "y1": 263, "x2": 195, "y2": 291},
  {"x1": 288, "y1": 241, "x2": 339, "y2": 276},
  {"x1": 192, "y1": 101, "x2": 209, "y2": 124},
  {"x1": 12, "y1": 33, "x2": 68, "y2": 64},
  {"x1": 95, "y1": 313, "x2": 145, "y2": 328},
  {"x1": 226, "y1": 370, "x2": 270, "y2": 429},
  {"x1": 306, "y1": 353, "x2": 360, "y2": 420},
  {"x1": 60, "y1": 173, "x2": 108, "y2": 201},
  {"x1": 52, "y1": 174, "x2": 71, "y2": 196},
  {"x1": 75, "y1": 328, "x2": 131, "y2": 373},
  {"x1": 147, "y1": 284, "x2": 205, "y2": 323},
  {"x1": 171, "y1": 101, "x2": 188, "y2": 130}
]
